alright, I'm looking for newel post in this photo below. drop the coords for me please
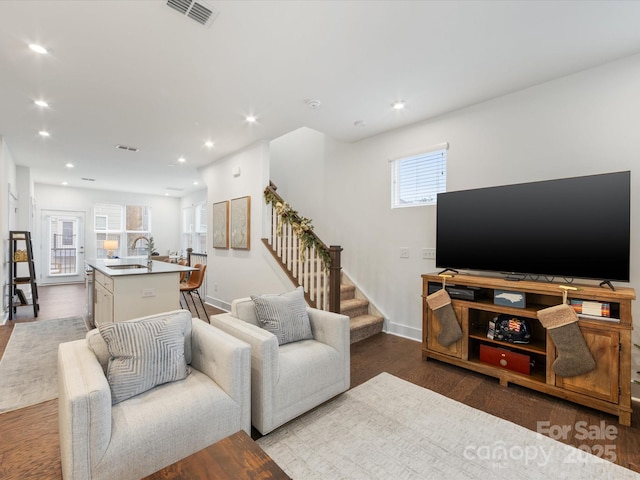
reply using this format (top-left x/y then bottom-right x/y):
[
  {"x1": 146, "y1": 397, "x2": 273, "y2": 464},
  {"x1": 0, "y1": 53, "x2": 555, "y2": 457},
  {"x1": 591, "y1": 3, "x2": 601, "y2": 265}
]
[{"x1": 328, "y1": 245, "x2": 342, "y2": 313}]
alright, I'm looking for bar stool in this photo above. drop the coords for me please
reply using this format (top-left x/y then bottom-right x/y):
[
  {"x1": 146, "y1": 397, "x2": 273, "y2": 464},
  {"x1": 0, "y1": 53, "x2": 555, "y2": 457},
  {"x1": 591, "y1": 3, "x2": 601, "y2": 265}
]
[
  {"x1": 178, "y1": 258, "x2": 189, "y2": 284},
  {"x1": 180, "y1": 263, "x2": 207, "y2": 320}
]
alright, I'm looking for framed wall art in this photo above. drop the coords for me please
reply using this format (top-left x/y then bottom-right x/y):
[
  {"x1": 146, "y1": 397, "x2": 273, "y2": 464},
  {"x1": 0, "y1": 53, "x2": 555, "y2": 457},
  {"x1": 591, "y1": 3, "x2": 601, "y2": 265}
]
[
  {"x1": 212, "y1": 200, "x2": 229, "y2": 249},
  {"x1": 230, "y1": 195, "x2": 251, "y2": 250}
]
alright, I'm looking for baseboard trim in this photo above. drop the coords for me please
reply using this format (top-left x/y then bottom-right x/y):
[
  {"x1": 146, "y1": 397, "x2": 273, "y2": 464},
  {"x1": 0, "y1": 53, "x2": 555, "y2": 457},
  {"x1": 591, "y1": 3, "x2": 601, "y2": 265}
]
[
  {"x1": 631, "y1": 381, "x2": 640, "y2": 403},
  {"x1": 204, "y1": 295, "x2": 230, "y2": 313},
  {"x1": 384, "y1": 321, "x2": 421, "y2": 342}
]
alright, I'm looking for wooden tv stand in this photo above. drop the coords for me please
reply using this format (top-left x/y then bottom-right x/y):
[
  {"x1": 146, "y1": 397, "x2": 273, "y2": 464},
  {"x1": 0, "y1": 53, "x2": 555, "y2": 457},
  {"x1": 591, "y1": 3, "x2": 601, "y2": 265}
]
[{"x1": 421, "y1": 273, "x2": 635, "y2": 426}]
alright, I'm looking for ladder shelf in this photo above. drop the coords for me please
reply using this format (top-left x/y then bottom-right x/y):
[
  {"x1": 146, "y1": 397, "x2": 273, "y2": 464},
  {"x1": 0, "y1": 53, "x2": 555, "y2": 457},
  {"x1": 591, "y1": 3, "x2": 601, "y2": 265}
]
[{"x1": 9, "y1": 231, "x2": 40, "y2": 319}]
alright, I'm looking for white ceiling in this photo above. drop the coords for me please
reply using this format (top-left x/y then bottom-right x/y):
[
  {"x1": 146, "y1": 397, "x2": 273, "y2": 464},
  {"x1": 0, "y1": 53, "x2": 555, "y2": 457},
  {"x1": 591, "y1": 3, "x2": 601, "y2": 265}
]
[{"x1": 2, "y1": 0, "x2": 640, "y2": 197}]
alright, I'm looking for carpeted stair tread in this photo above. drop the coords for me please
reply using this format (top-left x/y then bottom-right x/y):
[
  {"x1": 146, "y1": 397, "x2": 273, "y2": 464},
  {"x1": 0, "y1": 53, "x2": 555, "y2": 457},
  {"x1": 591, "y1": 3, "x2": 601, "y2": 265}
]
[
  {"x1": 340, "y1": 298, "x2": 369, "y2": 318},
  {"x1": 340, "y1": 284, "x2": 356, "y2": 301},
  {"x1": 350, "y1": 314, "x2": 384, "y2": 344}
]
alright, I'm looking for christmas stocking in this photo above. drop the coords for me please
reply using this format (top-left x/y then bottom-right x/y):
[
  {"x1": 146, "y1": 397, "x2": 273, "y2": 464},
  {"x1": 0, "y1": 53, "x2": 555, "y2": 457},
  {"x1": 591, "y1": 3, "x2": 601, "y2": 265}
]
[
  {"x1": 426, "y1": 289, "x2": 462, "y2": 347},
  {"x1": 537, "y1": 304, "x2": 596, "y2": 377}
]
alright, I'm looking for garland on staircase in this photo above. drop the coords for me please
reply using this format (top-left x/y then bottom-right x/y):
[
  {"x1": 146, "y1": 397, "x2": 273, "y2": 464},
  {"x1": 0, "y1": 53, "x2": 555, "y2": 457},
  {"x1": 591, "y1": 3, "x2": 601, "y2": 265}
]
[{"x1": 264, "y1": 188, "x2": 331, "y2": 267}]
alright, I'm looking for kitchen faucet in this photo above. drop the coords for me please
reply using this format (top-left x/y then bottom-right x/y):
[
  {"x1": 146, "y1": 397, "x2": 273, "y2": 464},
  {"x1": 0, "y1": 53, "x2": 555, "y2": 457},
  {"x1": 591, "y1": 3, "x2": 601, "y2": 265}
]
[{"x1": 131, "y1": 236, "x2": 152, "y2": 267}]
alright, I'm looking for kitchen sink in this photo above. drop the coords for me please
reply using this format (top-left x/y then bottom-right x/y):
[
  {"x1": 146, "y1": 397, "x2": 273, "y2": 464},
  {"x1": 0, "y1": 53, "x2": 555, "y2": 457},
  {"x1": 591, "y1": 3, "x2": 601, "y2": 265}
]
[{"x1": 107, "y1": 264, "x2": 147, "y2": 270}]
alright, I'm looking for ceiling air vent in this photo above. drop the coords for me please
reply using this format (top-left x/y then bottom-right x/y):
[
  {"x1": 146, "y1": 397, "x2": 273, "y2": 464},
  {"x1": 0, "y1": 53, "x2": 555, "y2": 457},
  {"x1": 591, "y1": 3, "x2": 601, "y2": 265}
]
[
  {"x1": 166, "y1": 0, "x2": 218, "y2": 28},
  {"x1": 166, "y1": 187, "x2": 185, "y2": 192},
  {"x1": 115, "y1": 144, "x2": 139, "y2": 152}
]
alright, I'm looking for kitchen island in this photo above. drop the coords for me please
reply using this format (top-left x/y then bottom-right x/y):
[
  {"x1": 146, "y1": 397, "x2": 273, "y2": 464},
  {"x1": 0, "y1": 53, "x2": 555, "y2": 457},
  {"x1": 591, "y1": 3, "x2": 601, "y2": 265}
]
[{"x1": 86, "y1": 258, "x2": 195, "y2": 326}]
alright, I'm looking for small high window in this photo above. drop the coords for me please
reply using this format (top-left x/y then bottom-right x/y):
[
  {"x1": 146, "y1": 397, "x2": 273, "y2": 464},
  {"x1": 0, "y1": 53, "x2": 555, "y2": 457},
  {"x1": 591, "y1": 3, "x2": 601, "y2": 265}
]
[{"x1": 391, "y1": 145, "x2": 447, "y2": 208}]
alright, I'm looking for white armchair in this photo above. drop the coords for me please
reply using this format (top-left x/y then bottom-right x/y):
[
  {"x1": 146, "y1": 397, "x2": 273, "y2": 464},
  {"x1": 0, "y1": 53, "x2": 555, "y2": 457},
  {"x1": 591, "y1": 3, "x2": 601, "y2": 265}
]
[
  {"x1": 210, "y1": 294, "x2": 350, "y2": 434},
  {"x1": 58, "y1": 310, "x2": 251, "y2": 480}
]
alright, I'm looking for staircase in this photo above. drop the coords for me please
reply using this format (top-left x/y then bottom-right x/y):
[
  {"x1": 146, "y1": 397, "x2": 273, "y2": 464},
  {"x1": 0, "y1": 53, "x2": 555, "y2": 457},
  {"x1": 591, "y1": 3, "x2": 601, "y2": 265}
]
[
  {"x1": 263, "y1": 182, "x2": 384, "y2": 343},
  {"x1": 339, "y1": 279, "x2": 384, "y2": 344}
]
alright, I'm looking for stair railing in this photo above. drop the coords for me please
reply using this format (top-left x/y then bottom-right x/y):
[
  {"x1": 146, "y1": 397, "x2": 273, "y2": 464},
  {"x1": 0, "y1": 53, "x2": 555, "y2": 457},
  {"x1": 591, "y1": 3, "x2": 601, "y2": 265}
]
[{"x1": 263, "y1": 182, "x2": 342, "y2": 313}]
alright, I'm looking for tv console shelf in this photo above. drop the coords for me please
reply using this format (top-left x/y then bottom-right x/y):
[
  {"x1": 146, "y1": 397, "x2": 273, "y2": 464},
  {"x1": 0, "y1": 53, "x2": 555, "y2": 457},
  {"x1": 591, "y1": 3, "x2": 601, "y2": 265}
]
[{"x1": 421, "y1": 273, "x2": 635, "y2": 426}]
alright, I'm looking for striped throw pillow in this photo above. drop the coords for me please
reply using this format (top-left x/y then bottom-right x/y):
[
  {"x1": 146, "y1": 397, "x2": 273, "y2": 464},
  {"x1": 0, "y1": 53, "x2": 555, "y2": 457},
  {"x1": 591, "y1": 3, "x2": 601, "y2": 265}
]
[
  {"x1": 99, "y1": 314, "x2": 190, "y2": 404},
  {"x1": 251, "y1": 287, "x2": 313, "y2": 345}
]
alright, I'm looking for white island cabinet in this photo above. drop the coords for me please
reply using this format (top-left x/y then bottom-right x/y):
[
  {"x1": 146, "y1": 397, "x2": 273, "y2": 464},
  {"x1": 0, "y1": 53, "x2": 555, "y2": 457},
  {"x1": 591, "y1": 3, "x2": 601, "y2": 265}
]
[{"x1": 86, "y1": 259, "x2": 195, "y2": 326}]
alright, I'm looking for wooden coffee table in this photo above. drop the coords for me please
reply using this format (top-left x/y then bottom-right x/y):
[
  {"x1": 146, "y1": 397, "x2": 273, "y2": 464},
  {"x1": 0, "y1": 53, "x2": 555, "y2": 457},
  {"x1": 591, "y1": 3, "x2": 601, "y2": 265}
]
[{"x1": 143, "y1": 430, "x2": 291, "y2": 479}]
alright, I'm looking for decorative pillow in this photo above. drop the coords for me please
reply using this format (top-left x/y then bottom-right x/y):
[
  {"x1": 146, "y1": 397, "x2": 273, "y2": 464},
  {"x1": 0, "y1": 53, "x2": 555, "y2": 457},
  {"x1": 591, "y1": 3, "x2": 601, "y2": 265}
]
[
  {"x1": 88, "y1": 310, "x2": 193, "y2": 375},
  {"x1": 99, "y1": 315, "x2": 190, "y2": 404},
  {"x1": 251, "y1": 287, "x2": 313, "y2": 345}
]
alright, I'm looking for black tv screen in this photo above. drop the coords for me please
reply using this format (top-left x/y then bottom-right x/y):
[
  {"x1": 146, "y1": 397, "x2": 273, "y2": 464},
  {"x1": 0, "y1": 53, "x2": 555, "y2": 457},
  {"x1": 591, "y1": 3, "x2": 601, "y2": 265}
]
[{"x1": 435, "y1": 171, "x2": 630, "y2": 282}]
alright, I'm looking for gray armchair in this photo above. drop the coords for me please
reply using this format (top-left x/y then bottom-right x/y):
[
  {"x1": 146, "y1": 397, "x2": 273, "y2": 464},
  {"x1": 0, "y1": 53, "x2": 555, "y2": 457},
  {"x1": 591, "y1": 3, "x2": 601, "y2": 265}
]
[
  {"x1": 210, "y1": 296, "x2": 350, "y2": 434},
  {"x1": 58, "y1": 310, "x2": 251, "y2": 480}
]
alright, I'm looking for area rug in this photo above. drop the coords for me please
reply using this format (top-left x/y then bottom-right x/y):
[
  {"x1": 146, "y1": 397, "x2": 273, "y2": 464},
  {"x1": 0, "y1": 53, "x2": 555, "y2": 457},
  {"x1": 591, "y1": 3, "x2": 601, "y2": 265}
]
[
  {"x1": 257, "y1": 372, "x2": 639, "y2": 479},
  {"x1": 0, "y1": 317, "x2": 87, "y2": 413}
]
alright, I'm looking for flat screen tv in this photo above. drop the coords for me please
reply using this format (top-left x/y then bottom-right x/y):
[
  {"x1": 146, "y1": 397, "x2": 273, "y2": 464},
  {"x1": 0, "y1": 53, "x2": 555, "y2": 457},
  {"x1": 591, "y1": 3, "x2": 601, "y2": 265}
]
[{"x1": 435, "y1": 171, "x2": 630, "y2": 282}]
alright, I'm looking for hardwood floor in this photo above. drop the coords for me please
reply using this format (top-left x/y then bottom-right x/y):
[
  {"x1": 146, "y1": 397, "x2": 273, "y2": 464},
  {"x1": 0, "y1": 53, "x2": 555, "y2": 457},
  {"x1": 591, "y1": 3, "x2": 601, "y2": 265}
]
[{"x1": 1, "y1": 284, "x2": 638, "y2": 479}]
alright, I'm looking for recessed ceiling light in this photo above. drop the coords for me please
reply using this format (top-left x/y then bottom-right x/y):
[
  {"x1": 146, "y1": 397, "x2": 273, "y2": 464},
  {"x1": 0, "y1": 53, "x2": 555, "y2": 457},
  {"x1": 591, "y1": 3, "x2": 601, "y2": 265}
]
[
  {"x1": 28, "y1": 43, "x2": 49, "y2": 55},
  {"x1": 34, "y1": 99, "x2": 49, "y2": 108},
  {"x1": 204, "y1": 140, "x2": 214, "y2": 148},
  {"x1": 38, "y1": 130, "x2": 50, "y2": 137},
  {"x1": 61, "y1": 181, "x2": 68, "y2": 186},
  {"x1": 65, "y1": 163, "x2": 74, "y2": 168},
  {"x1": 193, "y1": 181, "x2": 199, "y2": 186},
  {"x1": 245, "y1": 115, "x2": 257, "y2": 123},
  {"x1": 178, "y1": 157, "x2": 186, "y2": 163},
  {"x1": 392, "y1": 100, "x2": 406, "y2": 110}
]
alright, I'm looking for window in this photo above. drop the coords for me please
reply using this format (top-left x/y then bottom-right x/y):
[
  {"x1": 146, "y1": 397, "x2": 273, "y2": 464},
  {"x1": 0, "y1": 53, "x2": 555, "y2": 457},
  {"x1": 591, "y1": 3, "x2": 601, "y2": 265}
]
[
  {"x1": 182, "y1": 207, "x2": 194, "y2": 253},
  {"x1": 194, "y1": 202, "x2": 207, "y2": 253},
  {"x1": 95, "y1": 215, "x2": 107, "y2": 231},
  {"x1": 391, "y1": 145, "x2": 447, "y2": 208},
  {"x1": 94, "y1": 204, "x2": 151, "y2": 258},
  {"x1": 61, "y1": 221, "x2": 75, "y2": 246},
  {"x1": 182, "y1": 202, "x2": 207, "y2": 254}
]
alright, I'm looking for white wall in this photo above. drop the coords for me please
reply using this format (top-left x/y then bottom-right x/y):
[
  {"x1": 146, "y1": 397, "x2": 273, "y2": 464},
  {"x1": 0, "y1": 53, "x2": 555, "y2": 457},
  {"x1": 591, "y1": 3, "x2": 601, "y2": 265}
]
[
  {"x1": 0, "y1": 138, "x2": 17, "y2": 323},
  {"x1": 272, "y1": 53, "x2": 640, "y2": 389},
  {"x1": 200, "y1": 141, "x2": 290, "y2": 311},
  {"x1": 270, "y1": 127, "x2": 327, "y2": 217},
  {"x1": 180, "y1": 189, "x2": 207, "y2": 210},
  {"x1": 16, "y1": 166, "x2": 34, "y2": 231},
  {"x1": 34, "y1": 184, "x2": 182, "y2": 268}
]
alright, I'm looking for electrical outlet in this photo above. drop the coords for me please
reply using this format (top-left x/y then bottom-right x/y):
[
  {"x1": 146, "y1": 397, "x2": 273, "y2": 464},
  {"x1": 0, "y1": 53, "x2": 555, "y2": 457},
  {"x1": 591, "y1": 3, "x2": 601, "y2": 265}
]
[
  {"x1": 422, "y1": 248, "x2": 436, "y2": 260},
  {"x1": 213, "y1": 283, "x2": 218, "y2": 292},
  {"x1": 400, "y1": 247, "x2": 410, "y2": 259},
  {"x1": 142, "y1": 288, "x2": 156, "y2": 297}
]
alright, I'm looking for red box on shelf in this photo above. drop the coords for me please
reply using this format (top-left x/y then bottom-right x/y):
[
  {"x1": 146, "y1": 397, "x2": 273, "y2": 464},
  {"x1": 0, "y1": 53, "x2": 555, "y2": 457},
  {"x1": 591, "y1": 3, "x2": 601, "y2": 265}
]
[{"x1": 479, "y1": 344, "x2": 531, "y2": 375}]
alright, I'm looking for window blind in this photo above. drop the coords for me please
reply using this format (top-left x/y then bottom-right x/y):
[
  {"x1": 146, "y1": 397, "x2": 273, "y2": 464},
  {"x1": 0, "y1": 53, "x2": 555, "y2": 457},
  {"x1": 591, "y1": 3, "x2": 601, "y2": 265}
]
[{"x1": 391, "y1": 148, "x2": 447, "y2": 208}]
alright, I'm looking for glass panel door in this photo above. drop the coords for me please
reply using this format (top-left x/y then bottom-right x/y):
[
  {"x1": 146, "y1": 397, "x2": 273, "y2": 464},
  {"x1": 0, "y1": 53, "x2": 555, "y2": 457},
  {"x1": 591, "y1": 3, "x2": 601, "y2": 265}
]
[{"x1": 41, "y1": 210, "x2": 85, "y2": 284}]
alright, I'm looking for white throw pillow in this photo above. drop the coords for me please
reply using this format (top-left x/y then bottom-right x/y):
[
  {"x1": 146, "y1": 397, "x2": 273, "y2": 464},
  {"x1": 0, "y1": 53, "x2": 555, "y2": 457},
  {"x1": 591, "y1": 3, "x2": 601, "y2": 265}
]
[
  {"x1": 251, "y1": 287, "x2": 313, "y2": 345},
  {"x1": 99, "y1": 314, "x2": 190, "y2": 404}
]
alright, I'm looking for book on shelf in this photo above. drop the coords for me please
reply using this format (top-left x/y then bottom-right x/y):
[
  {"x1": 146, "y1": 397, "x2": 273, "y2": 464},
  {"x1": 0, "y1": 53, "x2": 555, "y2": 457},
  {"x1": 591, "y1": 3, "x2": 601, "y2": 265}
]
[
  {"x1": 570, "y1": 299, "x2": 620, "y2": 322},
  {"x1": 570, "y1": 299, "x2": 610, "y2": 317}
]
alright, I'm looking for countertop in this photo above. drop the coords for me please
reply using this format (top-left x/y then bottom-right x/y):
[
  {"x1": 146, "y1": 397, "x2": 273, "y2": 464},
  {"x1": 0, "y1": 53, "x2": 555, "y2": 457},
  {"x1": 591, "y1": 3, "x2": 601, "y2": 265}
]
[{"x1": 86, "y1": 258, "x2": 196, "y2": 277}]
